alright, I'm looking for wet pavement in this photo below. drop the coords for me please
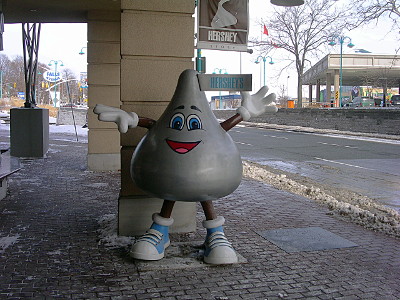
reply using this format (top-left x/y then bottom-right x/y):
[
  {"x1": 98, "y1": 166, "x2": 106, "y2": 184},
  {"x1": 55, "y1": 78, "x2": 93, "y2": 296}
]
[{"x1": 0, "y1": 125, "x2": 399, "y2": 299}]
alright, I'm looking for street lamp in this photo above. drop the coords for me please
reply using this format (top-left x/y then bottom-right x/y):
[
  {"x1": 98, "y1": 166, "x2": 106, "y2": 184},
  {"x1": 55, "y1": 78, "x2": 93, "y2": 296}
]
[
  {"x1": 287, "y1": 75, "x2": 290, "y2": 98},
  {"x1": 213, "y1": 68, "x2": 228, "y2": 109},
  {"x1": 271, "y1": 0, "x2": 304, "y2": 6},
  {"x1": 48, "y1": 60, "x2": 64, "y2": 107},
  {"x1": 328, "y1": 35, "x2": 354, "y2": 107},
  {"x1": 79, "y1": 47, "x2": 87, "y2": 55},
  {"x1": 255, "y1": 55, "x2": 274, "y2": 87}
]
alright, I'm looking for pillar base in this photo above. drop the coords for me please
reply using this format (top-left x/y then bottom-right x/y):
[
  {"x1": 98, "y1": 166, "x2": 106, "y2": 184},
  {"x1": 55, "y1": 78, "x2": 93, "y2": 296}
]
[
  {"x1": 10, "y1": 108, "x2": 49, "y2": 157},
  {"x1": 118, "y1": 195, "x2": 197, "y2": 236},
  {"x1": 87, "y1": 153, "x2": 121, "y2": 171}
]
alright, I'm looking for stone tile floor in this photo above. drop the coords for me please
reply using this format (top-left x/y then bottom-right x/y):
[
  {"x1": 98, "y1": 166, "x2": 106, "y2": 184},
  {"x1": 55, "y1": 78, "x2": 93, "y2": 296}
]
[{"x1": 0, "y1": 128, "x2": 399, "y2": 299}]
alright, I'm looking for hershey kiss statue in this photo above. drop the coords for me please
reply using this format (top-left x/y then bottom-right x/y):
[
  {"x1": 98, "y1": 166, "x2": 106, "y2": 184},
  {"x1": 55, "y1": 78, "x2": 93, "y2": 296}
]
[{"x1": 94, "y1": 69, "x2": 277, "y2": 264}]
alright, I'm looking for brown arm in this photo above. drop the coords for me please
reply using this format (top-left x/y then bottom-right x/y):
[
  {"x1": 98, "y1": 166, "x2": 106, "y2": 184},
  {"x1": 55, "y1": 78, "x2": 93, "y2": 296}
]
[
  {"x1": 220, "y1": 113, "x2": 243, "y2": 132},
  {"x1": 138, "y1": 117, "x2": 156, "y2": 129}
]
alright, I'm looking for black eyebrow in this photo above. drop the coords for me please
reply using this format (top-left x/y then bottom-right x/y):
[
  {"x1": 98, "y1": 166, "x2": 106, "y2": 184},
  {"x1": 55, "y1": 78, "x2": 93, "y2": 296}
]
[
  {"x1": 174, "y1": 105, "x2": 185, "y2": 110},
  {"x1": 191, "y1": 105, "x2": 202, "y2": 112}
]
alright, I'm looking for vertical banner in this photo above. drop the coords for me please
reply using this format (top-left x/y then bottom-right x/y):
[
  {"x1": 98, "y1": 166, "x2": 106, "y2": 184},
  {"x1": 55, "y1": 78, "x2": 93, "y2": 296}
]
[{"x1": 197, "y1": 0, "x2": 249, "y2": 52}]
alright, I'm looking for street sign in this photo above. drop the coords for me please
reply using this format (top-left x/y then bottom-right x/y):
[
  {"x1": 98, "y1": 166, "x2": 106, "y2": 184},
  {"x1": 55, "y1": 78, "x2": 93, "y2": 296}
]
[
  {"x1": 43, "y1": 70, "x2": 62, "y2": 82},
  {"x1": 198, "y1": 74, "x2": 252, "y2": 91},
  {"x1": 17, "y1": 92, "x2": 25, "y2": 100}
]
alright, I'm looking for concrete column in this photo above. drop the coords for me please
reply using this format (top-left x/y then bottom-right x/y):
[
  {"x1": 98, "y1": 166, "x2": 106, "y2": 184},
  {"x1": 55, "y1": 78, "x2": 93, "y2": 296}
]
[
  {"x1": 87, "y1": 11, "x2": 121, "y2": 171},
  {"x1": 326, "y1": 72, "x2": 332, "y2": 105},
  {"x1": 118, "y1": 0, "x2": 196, "y2": 236},
  {"x1": 334, "y1": 69, "x2": 340, "y2": 107},
  {"x1": 316, "y1": 79, "x2": 321, "y2": 102}
]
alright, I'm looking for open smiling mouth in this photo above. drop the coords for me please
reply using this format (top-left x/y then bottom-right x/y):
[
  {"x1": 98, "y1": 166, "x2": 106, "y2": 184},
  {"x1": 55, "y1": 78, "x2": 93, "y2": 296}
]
[{"x1": 166, "y1": 139, "x2": 201, "y2": 154}]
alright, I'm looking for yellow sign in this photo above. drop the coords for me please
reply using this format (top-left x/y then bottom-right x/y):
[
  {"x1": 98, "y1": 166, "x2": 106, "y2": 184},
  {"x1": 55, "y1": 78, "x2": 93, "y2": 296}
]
[{"x1": 335, "y1": 91, "x2": 339, "y2": 100}]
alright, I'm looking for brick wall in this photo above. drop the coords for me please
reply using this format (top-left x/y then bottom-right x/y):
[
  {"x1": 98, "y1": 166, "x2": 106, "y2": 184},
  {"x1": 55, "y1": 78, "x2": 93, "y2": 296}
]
[{"x1": 213, "y1": 108, "x2": 400, "y2": 136}]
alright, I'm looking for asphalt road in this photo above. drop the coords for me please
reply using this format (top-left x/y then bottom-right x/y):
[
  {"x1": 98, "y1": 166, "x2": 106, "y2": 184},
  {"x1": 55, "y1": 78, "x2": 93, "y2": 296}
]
[{"x1": 229, "y1": 125, "x2": 400, "y2": 212}]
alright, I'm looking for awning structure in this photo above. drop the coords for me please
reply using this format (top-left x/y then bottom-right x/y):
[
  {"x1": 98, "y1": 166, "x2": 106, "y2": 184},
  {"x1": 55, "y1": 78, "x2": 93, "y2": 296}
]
[
  {"x1": 1, "y1": 0, "x2": 120, "y2": 23},
  {"x1": 302, "y1": 54, "x2": 400, "y2": 106},
  {"x1": 303, "y1": 54, "x2": 400, "y2": 87}
]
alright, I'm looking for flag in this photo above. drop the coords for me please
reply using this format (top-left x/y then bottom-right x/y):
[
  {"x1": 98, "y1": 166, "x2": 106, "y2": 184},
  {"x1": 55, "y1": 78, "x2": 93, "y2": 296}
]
[{"x1": 263, "y1": 25, "x2": 269, "y2": 35}]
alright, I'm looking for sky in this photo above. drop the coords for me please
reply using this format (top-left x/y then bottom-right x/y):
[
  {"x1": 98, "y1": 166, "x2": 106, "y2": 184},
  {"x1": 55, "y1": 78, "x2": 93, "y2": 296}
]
[{"x1": 1, "y1": 0, "x2": 399, "y2": 99}]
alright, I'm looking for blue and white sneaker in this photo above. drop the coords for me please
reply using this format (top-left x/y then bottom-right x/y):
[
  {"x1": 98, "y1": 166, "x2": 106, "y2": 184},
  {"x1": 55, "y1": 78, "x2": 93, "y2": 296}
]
[
  {"x1": 203, "y1": 216, "x2": 238, "y2": 265},
  {"x1": 130, "y1": 213, "x2": 173, "y2": 261}
]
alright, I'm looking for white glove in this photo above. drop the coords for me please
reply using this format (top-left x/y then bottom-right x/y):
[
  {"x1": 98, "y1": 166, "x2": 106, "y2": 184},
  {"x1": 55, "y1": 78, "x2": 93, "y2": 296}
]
[
  {"x1": 237, "y1": 86, "x2": 277, "y2": 121},
  {"x1": 93, "y1": 104, "x2": 139, "y2": 133}
]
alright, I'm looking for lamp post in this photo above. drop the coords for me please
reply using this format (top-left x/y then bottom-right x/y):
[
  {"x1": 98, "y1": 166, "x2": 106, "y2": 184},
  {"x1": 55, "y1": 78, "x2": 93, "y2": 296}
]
[
  {"x1": 48, "y1": 60, "x2": 64, "y2": 107},
  {"x1": 213, "y1": 68, "x2": 227, "y2": 109},
  {"x1": 328, "y1": 36, "x2": 354, "y2": 107},
  {"x1": 0, "y1": 71, "x2": 2, "y2": 99},
  {"x1": 286, "y1": 75, "x2": 290, "y2": 98},
  {"x1": 271, "y1": 0, "x2": 304, "y2": 6},
  {"x1": 255, "y1": 55, "x2": 274, "y2": 87},
  {"x1": 79, "y1": 47, "x2": 87, "y2": 55}
]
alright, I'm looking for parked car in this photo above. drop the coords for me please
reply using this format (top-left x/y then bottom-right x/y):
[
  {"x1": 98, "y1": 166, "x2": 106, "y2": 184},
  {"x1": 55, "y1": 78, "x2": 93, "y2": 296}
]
[
  {"x1": 349, "y1": 97, "x2": 375, "y2": 107},
  {"x1": 374, "y1": 97, "x2": 382, "y2": 106},
  {"x1": 390, "y1": 95, "x2": 400, "y2": 106}
]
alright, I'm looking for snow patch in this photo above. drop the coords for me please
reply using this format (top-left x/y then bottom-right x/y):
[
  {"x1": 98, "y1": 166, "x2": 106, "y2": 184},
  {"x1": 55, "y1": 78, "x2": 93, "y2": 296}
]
[
  {"x1": 243, "y1": 161, "x2": 400, "y2": 238},
  {"x1": 97, "y1": 214, "x2": 135, "y2": 249},
  {"x1": 0, "y1": 234, "x2": 20, "y2": 253},
  {"x1": 49, "y1": 124, "x2": 88, "y2": 136},
  {"x1": 84, "y1": 183, "x2": 109, "y2": 189}
]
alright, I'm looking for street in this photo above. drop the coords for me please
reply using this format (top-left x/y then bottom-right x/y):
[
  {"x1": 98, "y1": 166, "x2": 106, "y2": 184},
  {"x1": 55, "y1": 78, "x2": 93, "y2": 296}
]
[{"x1": 229, "y1": 125, "x2": 400, "y2": 212}]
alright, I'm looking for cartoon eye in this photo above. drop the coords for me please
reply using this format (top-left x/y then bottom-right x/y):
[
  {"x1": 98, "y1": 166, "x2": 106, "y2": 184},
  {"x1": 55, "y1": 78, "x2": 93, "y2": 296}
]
[
  {"x1": 187, "y1": 114, "x2": 202, "y2": 131},
  {"x1": 170, "y1": 113, "x2": 185, "y2": 130}
]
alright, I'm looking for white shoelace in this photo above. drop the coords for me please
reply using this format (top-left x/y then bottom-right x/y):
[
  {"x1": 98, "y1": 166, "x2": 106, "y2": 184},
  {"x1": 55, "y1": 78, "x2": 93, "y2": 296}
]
[{"x1": 206, "y1": 231, "x2": 233, "y2": 249}]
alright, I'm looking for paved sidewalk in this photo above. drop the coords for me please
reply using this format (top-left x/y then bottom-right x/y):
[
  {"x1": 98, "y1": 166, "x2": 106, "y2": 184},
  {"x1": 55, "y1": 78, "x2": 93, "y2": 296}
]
[{"x1": 0, "y1": 127, "x2": 399, "y2": 299}]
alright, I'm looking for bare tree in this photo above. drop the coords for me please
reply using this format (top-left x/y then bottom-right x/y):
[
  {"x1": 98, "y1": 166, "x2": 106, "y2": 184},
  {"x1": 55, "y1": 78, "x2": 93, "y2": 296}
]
[
  {"x1": 61, "y1": 68, "x2": 79, "y2": 105},
  {"x1": 353, "y1": 0, "x2": 400, "y2": 28},
  {"x1": 352, "y1": 0, "x2": 400, "y2": 53},
  {"x1": 255, "y1": 0, "x2": 355, "y2": 107},
  {"x1": 277, "y1": 84, "x2": 288, "y2": 107}
]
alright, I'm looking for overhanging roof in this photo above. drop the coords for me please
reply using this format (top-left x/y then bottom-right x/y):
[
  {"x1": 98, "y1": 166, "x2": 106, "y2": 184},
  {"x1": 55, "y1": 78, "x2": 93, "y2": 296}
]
[
  {"x1": 1, "y1": 0, "x2": 121, "y2": 23},
  {"x1": 303, "y1": 54, "x2": 400, "y2": 87}
]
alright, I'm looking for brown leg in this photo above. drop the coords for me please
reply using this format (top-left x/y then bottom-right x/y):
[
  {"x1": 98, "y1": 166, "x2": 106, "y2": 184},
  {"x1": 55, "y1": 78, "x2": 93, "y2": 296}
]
[
  {"x1": 201, "y1": 200, "x2": 217, "y2": 220},
  {"x1": 159, "y1": 200, "x2": 175, "y2": 218}
]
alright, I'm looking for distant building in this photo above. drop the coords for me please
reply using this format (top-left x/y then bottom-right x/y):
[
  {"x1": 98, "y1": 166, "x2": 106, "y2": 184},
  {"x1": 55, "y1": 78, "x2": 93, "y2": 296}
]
[{"x1": 210, "y1": 94, "x2": 241, "y2": 110}]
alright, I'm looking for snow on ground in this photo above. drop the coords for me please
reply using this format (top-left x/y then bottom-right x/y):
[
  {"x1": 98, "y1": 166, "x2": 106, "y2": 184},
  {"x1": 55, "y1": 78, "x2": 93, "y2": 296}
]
[
  {"x1": 97, "y1": 214, "x2": 135, "y2": 249},
  {"x1": 243, "y1": 161, "x2": 400, "y2": 238},
  {"x1": 0, "y1": 234, "x2": 20, "y2": 254},
  {"x1": 49, "y1": 124, "x2": 88, "y2": 137}
]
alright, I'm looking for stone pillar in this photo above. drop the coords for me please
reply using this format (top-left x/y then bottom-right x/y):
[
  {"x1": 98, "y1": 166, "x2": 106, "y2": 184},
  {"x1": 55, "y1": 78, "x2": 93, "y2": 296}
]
[
  {"x1": 316, "y1": 79, "x2": 321, "y2": 102},
  {"x1": 118, "y1": 0, "x2": 196, "y2": 236},
  {"x1": 334, "y1": 69, "x2": 340, "y2": 107},
  {"x1": 87, "y1": 11, "x2": 122, "y2": 171},
  {"x1": 326, "y1": 72, "x2": 332, "y2": 106}
]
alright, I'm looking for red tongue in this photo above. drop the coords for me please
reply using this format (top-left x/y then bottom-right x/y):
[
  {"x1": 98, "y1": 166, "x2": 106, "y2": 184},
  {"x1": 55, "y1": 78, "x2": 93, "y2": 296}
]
[{"x1": 166, "y1": 140, "x2": 200, "y2": 154}]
